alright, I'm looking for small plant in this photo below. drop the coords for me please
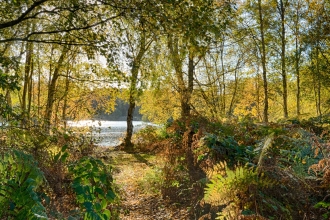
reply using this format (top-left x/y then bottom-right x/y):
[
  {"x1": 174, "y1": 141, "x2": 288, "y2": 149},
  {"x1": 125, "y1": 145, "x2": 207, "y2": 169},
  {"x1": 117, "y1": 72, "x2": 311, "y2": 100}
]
[
  {"x1": 314, "y1": 200, "x2": 330, "y2": 219},
  {"x1": 204, "y1": 162, "x2": 272, "y2": 220},
  {"x1": 199, "y1": 133, "x2": 256, "y2": 166},
  {"x1": 0, "y1": 150, "x2": 48, "y2": 219},
  {"x1": 137, "y1": 166, "x2": 164, "y2": 195},
  {"x1": 69, "y1": 156, "x2": 117, "y2": 219}
]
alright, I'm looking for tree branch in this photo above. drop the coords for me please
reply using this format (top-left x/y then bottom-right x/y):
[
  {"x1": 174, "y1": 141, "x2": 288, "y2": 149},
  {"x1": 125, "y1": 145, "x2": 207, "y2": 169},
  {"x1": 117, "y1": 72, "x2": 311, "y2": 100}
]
[
  {"x1": 0, "y1": 0, "x2": 49, "y2": 29},
  {"x1": 0, "y1": 12, "x2": 124, "y2": 45}
]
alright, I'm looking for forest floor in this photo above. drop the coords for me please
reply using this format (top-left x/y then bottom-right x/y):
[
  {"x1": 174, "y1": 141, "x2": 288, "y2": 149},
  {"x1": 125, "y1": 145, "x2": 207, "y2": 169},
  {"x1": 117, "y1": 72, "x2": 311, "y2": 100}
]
[{"x1": 97, "y1": 147, "x2": 190, "y2": 220}]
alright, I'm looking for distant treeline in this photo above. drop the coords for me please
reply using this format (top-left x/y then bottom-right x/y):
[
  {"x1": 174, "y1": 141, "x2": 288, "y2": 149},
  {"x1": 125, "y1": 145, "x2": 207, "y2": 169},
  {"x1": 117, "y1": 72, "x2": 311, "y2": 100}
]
[{"x1": 94, "y1": 99, "x2": 143, "y2": 121}]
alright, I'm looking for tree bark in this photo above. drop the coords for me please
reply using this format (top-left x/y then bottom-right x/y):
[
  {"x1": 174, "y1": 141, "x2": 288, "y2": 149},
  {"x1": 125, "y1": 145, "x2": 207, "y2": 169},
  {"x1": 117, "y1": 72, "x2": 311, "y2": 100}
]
[
  {"x1": 168, "y1": 36, "x2": 194, "y2": 120},
  {"x1": 22, "y1": 41, "x2": 33, "y2": 128},
  {"x1": 27, "y1": 55, "x2": 34, "y2": 122},
  {"x1": 294, "y1": 3, "x2": 301, "y2": 117},
  {"x1": 228, "y1": 57, "x2": 241, "y2": 116},
  {"x1": 258, "y1": 0, "x2": 269, "y2": 123},
  {"x1": 278, "y1": 0, "x2": 288, "y2": 118},
  {"x1": 44, "y1": 45, "x2": 69, "y2": 132},
  {"x1": 62, "y1": 66, "x2": 71, "y2": 130},
  {"x1": 316, "y1": 46, "x2": 322, "y2": 116},
  {"x1": 220, "y1": 41, "x2": 226, "y2": 115},
  {"x1": 123, "y1": 31, "x2": 147, "y2": 150}
]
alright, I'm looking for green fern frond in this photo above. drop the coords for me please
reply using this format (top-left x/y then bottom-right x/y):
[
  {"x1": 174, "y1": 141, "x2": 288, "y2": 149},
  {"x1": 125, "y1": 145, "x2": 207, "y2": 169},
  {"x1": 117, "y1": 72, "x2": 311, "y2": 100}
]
[{"x1": 205, "y1": 161, "x2": 273, "y2": 219}]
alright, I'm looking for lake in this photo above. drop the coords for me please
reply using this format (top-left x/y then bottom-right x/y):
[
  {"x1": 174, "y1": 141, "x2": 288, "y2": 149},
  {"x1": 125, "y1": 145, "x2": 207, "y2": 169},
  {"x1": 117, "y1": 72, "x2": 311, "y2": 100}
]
[{"x1": 67, "y1": 120, "x2": 154, "y2": 147}]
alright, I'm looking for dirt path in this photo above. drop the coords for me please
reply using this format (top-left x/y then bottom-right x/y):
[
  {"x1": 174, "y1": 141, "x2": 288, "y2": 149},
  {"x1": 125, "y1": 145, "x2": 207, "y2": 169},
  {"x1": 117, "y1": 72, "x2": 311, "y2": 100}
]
[{"x1": 100, "y1": 148, "x2": 189, "y2": 220}]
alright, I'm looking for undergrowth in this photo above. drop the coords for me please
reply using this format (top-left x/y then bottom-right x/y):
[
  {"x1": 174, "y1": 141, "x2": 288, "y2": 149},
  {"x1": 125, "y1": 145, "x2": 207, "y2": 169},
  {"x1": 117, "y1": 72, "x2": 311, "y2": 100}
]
[
  {"x1": 0, "y1": 123, "x2": 119, "y2": 219},
  {"x1": 133, "y1": 116, "x2": 330, "y2": 219}
]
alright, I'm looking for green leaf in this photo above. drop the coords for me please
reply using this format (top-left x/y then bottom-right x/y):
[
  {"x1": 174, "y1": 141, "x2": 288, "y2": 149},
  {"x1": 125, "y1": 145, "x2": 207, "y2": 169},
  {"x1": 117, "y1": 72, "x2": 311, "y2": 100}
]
[
  {"x1": 103, "y1": 210, "x2": 111, "y2": 220},
  {"x1": 94, "y1": 203, "x2": 102, "y2": 211},
  {"x1": 84, "y1": 201, "x2": 93, "y2": 211},
  {"x1": 314, "y1": 201, "x2": 330, "y2": 208},
  {"x1": 54, "y1": 153, "x2": 60, "y2": 162},
  {"x1": 74, "y1": 185, "x2": 84, "y2": 195},
  {"x1": 61, "y1": 144, "x2": 68, "y2": 152},
  {"x1": 241, "y1": 209, "x2": 254, "y2": 215},
  {"x1": 61, "y1": 152, "x2": 69, "y2": 163},
  {"x1": 101, "y1": 199, "x2": 107, "y2": 209},
  {"x1": 106, "y1": 190, "x2": 116, "y2": 201},
  {"x1": 95, "y1": 187, "x2": 104, "y2": 195}
]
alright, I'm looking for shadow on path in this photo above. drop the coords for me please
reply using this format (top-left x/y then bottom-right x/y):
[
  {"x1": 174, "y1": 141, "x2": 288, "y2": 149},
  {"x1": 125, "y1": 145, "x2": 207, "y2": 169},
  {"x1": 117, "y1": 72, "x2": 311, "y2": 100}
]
[{"x1": 132, "y1": 153, "x2": 153, "y2": 167}]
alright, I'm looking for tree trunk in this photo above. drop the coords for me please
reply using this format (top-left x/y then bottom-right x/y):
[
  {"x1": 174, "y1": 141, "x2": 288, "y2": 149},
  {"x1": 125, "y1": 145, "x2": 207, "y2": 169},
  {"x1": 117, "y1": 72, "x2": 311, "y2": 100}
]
[
  {"x1": 37, "y1": 45, "x2": 41, "y2": 119},
  {"x1": 44, "y1": 46, "x2": 69, "y2": 132},
  {"x1": 27, "y1": 57, "x2": 34, "y2": 123},
  {"x1": 220, "y1": 42, "x2": 226, "y2": 115},
  {"x1": 22, "y1": 41, "x2": 33, "y2": 128},
  {"x1": 228, "y1": 57, "x2": 241, "y2": 116},
  {"x1": 278, "y1": 0, "x2": 288, "y2": 118},
  {"x1": 294, "y1": 2, "x2": 301, "y2": 118},
  {"x1": 256, "y1": 72, "x2": 262, "y2": 121},
  {"x1": 123, "y1": 31, "x2": 147, "y2": 150},
  {"x1": 316, "y1": 46, "x2": 322, "y2": 116},
  {"x1": 186, "y1": 50, "x2": 194, "y2": 118},
  {"x1": 258, "y1": 0, "x2": 269, "y2": 123},
  {"x1": 62, "y1": 66, "x2": 71, "y2": 130},
  {"x1": 168, "y1": 36, "x2": 194, "y2": 120}
]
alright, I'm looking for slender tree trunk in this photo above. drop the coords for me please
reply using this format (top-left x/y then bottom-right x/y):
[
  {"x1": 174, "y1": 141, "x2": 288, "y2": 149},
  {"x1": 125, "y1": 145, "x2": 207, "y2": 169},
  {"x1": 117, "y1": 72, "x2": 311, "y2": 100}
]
[
  {"x1": 37, "y1": 45, "x2": 41, "y2": 119},
  {"x1": 22, "y1": 41, "x2": 33, "y2": 128},
  {"x1": 278, "y1": 0, "x2": 288, "y2": 118},
  {"x1": 314, "y1": 14, "x2": 322, "y2": 117},
  {"x1": 220, "y1": 42, "x2": 226, "y2": 115},
  {"x1": 62, "y1": 66, "x2": 71, "y2": 130},
  {"x1": 27, "y1": 57, "x2": 34, "y2": 122},
  {"x1": 186, "y1": 50, "x2": 194, "y2": 117},
  {"x1": 312, "y1": 71, "x2": 318, "y2": 116},
  {"x1": 316, "y1": 46, "x2": 322, "y2": 116},
  {"x1": 44, "y1": 46, "x2": 69, "y2": 132},
  {"x1": 228, "y1": 58, "x2": 241, "y2": 116},
  {"x1": 123, "y1": 32, "x2": 147, "y2": 149},
  {"x1": 168, "y1": 36, "x2": 191, "y2": 120},
  {"x1": 258, "y1": 0, "x2": 269, "y2": 123},
  {"x1": 220, "y1": 41, "x2": 226, "y2": 115},
  {"x1": 256, "y1": 72, "x2": 262, "y2": 121},
  {"x1": 295, "y1": 2, "x2": 301, "y2": 117},
  {"x1": 295, "y1": 35, "x2": 301, "y2": 117}
]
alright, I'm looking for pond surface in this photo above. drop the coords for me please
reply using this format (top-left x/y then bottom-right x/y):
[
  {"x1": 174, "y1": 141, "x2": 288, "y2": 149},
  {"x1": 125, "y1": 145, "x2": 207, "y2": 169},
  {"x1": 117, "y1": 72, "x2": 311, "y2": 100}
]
[{"x1": 67, "y1": 120, "x2": 153, "y2": 147}]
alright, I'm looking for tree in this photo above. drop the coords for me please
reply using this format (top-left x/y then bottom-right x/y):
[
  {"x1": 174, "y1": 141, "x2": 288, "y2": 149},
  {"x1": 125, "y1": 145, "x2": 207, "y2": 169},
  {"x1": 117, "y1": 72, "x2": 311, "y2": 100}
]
[
  {"x1": 288, "y1": 0, "x2": 306, "y2": 117},
  {"x1": 276, "y1": 0, "x2": 289, "y2": 118},
  {"x1": 0, "y1": 0, "x2": 125, "y2": 45},
  {"x1": 257, "y1": 0, "x2": 269, "y2": 123},
  {"x1": 44, "y1": 43, "x2": 70, "y2": 131},
  {"x1": 0, "y1": 0, "x2": 128, "y2": 131},
  {"x1": 163, "y1": 0, "x2": 231, "y2": 120},
  {"x1": 123, "y1": 20, "x2": 154, "y2": 149}
]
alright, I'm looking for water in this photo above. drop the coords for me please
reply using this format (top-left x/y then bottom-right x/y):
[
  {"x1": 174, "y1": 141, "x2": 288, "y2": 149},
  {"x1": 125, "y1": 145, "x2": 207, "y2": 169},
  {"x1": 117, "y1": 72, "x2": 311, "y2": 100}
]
[{"x1": 67, "y1": 120, "x2": 154, "y2": 147}]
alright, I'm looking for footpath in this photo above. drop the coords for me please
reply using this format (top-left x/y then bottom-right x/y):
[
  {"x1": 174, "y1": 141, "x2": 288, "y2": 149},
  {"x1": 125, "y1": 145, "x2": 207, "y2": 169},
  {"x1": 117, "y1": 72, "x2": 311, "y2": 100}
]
[{"x1": 100, "y1": 148, "x2": 189, "y2": 220}]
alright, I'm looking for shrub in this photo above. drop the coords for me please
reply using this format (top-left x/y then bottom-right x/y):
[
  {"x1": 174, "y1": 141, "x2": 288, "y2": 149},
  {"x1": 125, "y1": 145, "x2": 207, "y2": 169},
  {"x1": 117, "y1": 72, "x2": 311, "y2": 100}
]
[
  {"x1": 69, "y1": 156, "x2": 118, "y2": 220},
  {"x1": 204, "y1": 162, "x2": 272, "y2": 220},
  {"x1": 0, "y1": 150, "x2": 48, "y2": 219}
]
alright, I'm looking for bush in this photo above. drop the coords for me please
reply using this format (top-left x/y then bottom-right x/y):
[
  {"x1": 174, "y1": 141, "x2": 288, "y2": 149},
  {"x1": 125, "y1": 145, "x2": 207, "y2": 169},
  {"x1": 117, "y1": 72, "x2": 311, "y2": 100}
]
[
  {"x1": 0, "y1": 150, "x2": 48, "y2": 219},
  {"x1": 69, "y1": 156, "x2": 118, "y2": 220},
  {"x1": 204, "y1": 162, "x2": 272, "y2": 220}
]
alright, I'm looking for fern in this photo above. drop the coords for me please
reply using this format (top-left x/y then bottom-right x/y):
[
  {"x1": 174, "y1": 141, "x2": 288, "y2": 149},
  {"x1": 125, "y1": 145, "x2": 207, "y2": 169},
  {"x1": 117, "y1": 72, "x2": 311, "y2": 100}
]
[
  {"x1": 204, "y1": 162, "x2": 272, "y2": 219},
  {"x1": 0, "y1": 150, "x2": 48, "y2": 219},
  {"x1": 257, "y1": 133, "x2": 274, "y2": 169}
]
